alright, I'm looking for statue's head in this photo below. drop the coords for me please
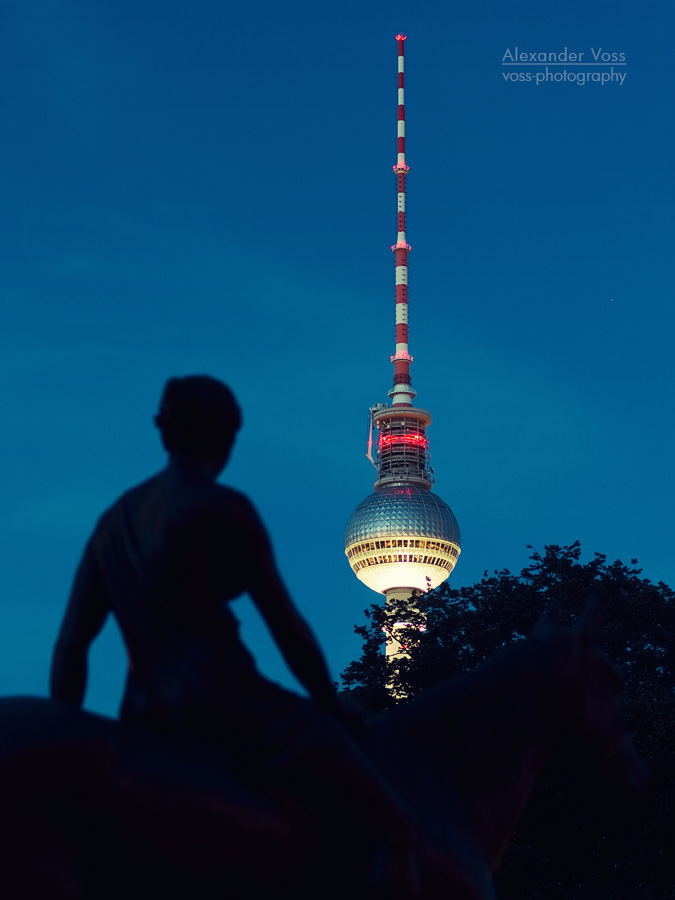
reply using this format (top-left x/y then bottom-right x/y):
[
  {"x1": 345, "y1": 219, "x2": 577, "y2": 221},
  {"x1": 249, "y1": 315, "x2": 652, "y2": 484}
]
[{"x1": 154, "y1": 376, "x2": 242, "y2": 470}]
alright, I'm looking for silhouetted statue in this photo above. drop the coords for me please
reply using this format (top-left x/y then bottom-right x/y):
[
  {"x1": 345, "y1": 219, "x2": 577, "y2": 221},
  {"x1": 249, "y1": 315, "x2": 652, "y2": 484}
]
[
  {"x1": 0, "y1": 379, "x2": 647, "y2": 898},
  {"x1": 49, "y1": 375, "x2": 419, "y2": 897}
]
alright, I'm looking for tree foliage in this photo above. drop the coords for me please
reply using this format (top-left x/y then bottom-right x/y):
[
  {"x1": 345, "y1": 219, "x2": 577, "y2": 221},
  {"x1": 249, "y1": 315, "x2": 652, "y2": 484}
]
[{"x1": 341, "y1": 542, "x2": 675, "y2": 899}]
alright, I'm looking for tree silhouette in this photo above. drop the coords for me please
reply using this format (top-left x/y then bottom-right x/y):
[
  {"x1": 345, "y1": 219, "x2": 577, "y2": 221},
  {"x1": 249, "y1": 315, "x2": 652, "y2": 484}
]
[{"x1": 341, "y1": 542, "x2": 675, "y2": 899}]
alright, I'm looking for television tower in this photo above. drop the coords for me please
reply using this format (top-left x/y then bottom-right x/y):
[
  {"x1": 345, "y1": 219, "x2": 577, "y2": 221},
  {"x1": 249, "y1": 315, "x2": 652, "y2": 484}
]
[{"x1": 345, "y1": 35, "x2": 461, "y2": 617}]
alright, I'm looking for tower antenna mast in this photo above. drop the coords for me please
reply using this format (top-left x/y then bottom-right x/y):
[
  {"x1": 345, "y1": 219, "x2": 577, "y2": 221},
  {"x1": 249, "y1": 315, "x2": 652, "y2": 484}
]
[{"x1": 391, "y1": 34, "x2": 414, "y2": 408}]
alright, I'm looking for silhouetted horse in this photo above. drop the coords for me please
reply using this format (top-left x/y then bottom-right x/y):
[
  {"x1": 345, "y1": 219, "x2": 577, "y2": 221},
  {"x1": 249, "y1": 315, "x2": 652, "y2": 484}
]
[{"x1": 0, "y1": 594, "x2": 646, "y2": 899}]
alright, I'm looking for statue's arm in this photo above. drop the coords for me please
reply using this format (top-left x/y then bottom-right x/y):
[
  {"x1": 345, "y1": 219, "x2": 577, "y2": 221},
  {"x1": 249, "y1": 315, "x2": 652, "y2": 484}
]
[
  {"x1": 50, "y1": 540, "x2": 109, "y2": 705},
  {"x1": 243, "y1": 505, "x2": 342, "y2": 718}
]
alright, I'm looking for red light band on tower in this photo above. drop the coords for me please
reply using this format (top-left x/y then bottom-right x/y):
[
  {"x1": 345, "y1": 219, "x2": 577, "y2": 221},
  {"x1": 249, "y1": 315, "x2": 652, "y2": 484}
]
[{"x1": 379, "y1": 433, "x2": 428, "y2": 448}]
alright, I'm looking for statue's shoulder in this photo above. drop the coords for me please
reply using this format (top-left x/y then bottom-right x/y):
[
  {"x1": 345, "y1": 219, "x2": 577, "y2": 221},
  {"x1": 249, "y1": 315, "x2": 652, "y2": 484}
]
[
  {"x1": 99, "y1": 471, "x2": 166, "y2": 514},
  {"x1": 210, "y1": 483, "x2": 264, "y2": 529},
  {"x1": 93, "y1": 472, "x2": 266, "y2": 546},
  {"x1": 90, "y1": 471, "x2": 177, "y2": 535}
]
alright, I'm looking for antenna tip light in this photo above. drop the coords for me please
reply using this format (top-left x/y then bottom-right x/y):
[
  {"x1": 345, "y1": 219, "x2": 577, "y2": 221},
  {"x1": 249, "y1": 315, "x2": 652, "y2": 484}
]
[{"x1": 395, "y1": 34, "x2": 407, "y2": 41}]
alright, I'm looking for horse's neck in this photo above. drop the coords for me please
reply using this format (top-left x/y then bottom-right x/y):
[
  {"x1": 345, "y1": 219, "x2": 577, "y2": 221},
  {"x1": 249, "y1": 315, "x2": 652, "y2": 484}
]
[
  {"x1": 381, "y1": 635, "x2": 573, "y2": 869},
  {"x1": 464, "y1": 735, "x2": 546, "y2": 867},
  {"x1": 454, "y1": 637, "x2": 575, "y2": 866}
]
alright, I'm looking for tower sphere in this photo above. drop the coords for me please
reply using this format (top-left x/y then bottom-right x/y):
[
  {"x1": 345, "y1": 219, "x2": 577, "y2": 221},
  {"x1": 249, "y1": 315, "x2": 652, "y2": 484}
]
[{"x1": 345, "y1": 484, "x2": 461, "y2": 595}]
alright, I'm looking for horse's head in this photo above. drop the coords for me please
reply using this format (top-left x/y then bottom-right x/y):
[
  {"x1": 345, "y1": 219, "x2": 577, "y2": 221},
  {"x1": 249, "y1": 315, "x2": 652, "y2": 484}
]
[{"x1": 535, "y1": 589, "x2": 649, "y2": 797}]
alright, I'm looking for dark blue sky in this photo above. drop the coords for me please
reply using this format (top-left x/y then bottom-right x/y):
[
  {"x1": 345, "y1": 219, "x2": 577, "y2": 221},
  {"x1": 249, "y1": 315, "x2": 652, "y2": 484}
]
[{"x1": 2, "y1": 0, "x2": 673, "y2": 715}]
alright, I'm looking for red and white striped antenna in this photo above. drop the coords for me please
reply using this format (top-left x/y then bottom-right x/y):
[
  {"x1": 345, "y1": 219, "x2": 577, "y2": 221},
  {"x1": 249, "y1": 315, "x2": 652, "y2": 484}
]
[
  {"x1": 364, "y1": 35, "x2": 432, "y2": 490},
  {"x1": 390, "y1": 34, "x2": 414, "y2": 408}
]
